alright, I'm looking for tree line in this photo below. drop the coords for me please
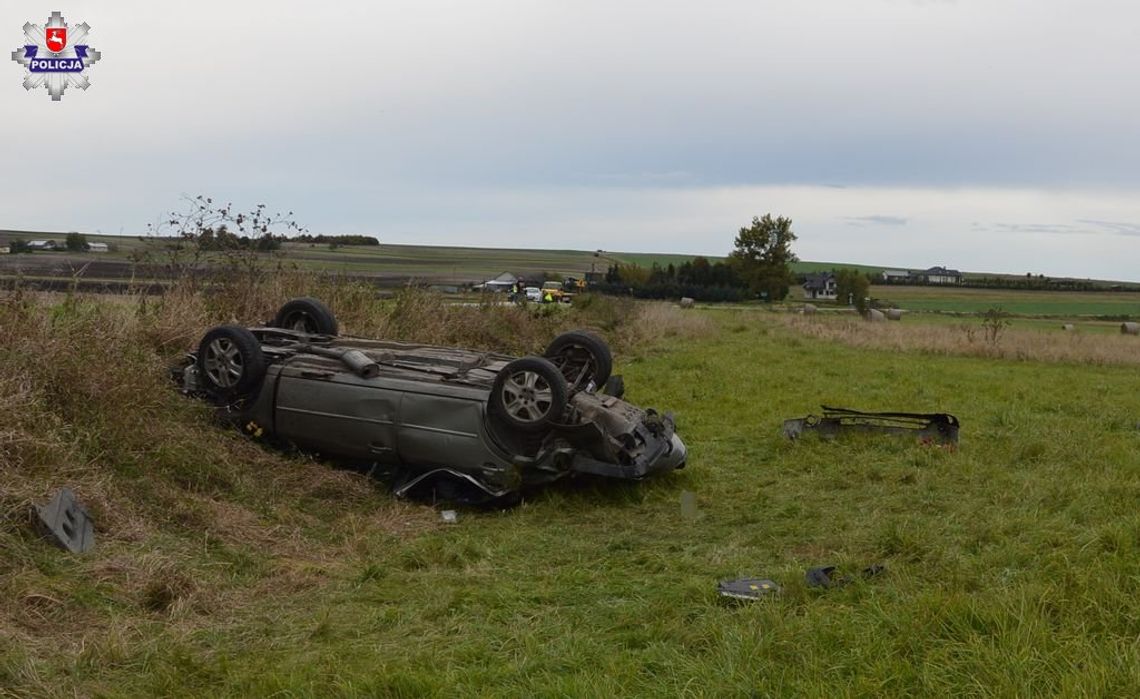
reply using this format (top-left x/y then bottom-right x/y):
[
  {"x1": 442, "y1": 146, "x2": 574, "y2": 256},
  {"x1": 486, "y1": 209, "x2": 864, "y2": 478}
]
[
  {"x1": 594, "y1": 257, "x2": 748, "y2": 302},
  {"x1": 292, "y1": 234, "x2": 380, "y2": 246},
  {"x1": 593, "y1": 214, "x2": 800, "y2": 302},
  {"x1": 186, "y1": 230, "x2": 381, "y2": 251}
]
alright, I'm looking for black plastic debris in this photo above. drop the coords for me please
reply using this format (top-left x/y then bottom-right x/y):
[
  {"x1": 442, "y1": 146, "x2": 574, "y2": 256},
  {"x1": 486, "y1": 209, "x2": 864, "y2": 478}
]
[
  {"x1": 805, "y1": 564, "x2": 885, "y2": 589},
  {"x1": 35, "y1": 488, "x2": 95, "y2": 553},
  {"x1": 603, "y1": 375, "x2": 625, "y2": 399},
  {"x1": 717, "y1": 577, "x2": 780, "y2": 601},
  {"x1": 783, "y1": 406, "x2": 959, "y2": 446}
]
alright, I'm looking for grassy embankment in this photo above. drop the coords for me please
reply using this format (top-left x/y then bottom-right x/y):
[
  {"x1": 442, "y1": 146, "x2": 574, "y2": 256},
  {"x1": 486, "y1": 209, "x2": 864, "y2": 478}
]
[{"x1": 3, "y1": 277, "x2": 1140, "y2": 695}]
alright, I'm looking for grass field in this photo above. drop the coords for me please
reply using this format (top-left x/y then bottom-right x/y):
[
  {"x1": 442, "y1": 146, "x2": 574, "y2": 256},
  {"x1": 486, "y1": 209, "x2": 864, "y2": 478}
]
[
  {"x1": 874, "y1": 285, "x2": 1140, "y2": 318},
  {"x1": 3, "y1": 286, "x2": 1139, "y2": 696},
  {"x1": 900, "y1": 313, "x2": 1129, "y2": 335},
  {"x1": 0, "y1": 232, "x2": 892, "y2": 281},
  {"x1": 3, "y1": 229, "x2": 1139, "y2": 316},
  {"x1": 0, "y1": 231, "x2": 709, "y2": 283}
]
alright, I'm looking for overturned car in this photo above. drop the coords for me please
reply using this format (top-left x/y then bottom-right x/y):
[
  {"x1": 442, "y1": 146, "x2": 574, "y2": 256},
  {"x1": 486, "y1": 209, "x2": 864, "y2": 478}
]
[{"x1": 174, "y1": 298, "x2": 686, "y2": 503}]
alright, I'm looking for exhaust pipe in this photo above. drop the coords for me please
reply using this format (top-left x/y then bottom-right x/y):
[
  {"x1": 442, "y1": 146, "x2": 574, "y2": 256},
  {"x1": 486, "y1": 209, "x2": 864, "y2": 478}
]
[{"x1": 298, "y1": 345, "x2": 380, "y2": 378}]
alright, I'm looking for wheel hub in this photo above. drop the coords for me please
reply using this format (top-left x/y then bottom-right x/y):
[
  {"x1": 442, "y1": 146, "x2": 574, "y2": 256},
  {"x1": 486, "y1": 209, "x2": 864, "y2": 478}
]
[
  {"x1": 204, "y1": 338, "x2": 243, "y2": 388},
  {"x1": 502, "y1": 370, "x2": 552, "y2": 422}
]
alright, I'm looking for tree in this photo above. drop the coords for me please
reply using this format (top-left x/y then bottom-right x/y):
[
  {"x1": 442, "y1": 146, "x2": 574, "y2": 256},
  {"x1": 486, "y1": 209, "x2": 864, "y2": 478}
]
[
  {"x1": 140, "y1": 195, "x2": 304, "y2": 291},
  {"x1": 981, "y1": 307, "x2": 1011, "y2": 345},
  {"x1": 728, "y1": 214, "x2": 798, "y2": 301},
  {"x1": 834, "y1": 268, "x2": 871, "y2": 313},
  {"x1": 65, "y1": 232, "x2": 88, "y2": 251}
]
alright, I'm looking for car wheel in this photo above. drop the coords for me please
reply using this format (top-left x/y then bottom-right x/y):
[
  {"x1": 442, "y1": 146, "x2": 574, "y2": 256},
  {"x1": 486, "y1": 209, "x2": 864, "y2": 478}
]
[
  {"x1": 490, "y1": 357, "x2": 569, "y2": 432},
  {"x1": 196, "y1": 325, "x2": 267, "y2": 400},
  {"x1": 272, "y1": 297, "x2": 338, "y2": 335},
  {"x1": 543, "y1": 330, "x2": 612, "y2": 392}
]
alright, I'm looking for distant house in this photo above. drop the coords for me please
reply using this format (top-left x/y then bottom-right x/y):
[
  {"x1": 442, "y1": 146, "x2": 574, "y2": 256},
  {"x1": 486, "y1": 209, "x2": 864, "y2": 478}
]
[
  {"x1": 917, "y1": 266, "x2": 962, "y2": 285},
  {"x1": 26, "y1": 240, "x2": 60, "y2": 251},
  {"x1": 87, "y1": 242, "x2": 109, "y2": 253},
  {"x1": 477, "y1": 272, "x2": 519, "y2": 292},
  {"x1": 881, "y1": 269, "x2": 910, "y2": 282},
  {"x1": 802, "y1": 272, "x2": 838, "y2": 300}
]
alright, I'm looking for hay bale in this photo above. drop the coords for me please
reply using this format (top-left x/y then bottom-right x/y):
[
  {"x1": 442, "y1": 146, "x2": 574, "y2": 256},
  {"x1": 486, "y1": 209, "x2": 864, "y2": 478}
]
[
  {"x1": 867, "y1": 309, "x2": 886, "y2": 322},
  {"x1": 1122, "y1": 322, "x2": 1140, "y2": 335},
  {"x1": 886, "y1": 309, "x2": 903, "y2": 321},
  {"x1": 801, "y1": 303, "x2": 817, "y2": 315},
  {"x1": 679, "y1": 297, "x2": 695, "y2": 309},
  {"x1": 1061, "y1": 323, "x2": 1075, "y2": 331}
]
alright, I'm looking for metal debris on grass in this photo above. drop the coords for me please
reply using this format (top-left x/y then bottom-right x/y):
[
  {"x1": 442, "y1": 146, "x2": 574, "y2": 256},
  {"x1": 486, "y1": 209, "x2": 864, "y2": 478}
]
[
  {"x1": 783, "y1": 406, "x2": 959, "y2": 447},
  {"x1": 805, "y1": 564, "x2": 885, "y2": 589},
  {"x1": 717, "y1": 577, "x2": 780, "y2": 601},
  {"x1": 35, "y1": 487, "x2": 95, "y2": 553}
]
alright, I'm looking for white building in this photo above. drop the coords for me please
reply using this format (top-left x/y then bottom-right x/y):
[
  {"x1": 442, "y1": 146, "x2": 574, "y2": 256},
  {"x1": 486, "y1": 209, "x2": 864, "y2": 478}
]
[
  {"x1": 920, "y1": 266, "x2": 962, "y2": 285},
  {"x1": 477, "y1": 272, "x2": 519, "y2": 292},
  {"x1": 802, "y1": 272, "x2": 838, "y2": 300}
]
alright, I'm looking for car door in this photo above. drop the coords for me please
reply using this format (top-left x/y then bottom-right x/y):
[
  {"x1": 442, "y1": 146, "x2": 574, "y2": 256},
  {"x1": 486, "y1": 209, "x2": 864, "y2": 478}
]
[
  {"x1": 274, "y1": 365, "x2": 401, "y2": 463},
  {"x1": 396, "y1": 390, "x2": 489, "y2": 471}
]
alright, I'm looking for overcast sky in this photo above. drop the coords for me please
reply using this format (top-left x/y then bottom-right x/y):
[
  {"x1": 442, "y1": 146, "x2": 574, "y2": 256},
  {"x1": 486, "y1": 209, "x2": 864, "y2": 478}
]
[{"x1": 4, "y1": 1, "x2": 1139, "y2": 279}]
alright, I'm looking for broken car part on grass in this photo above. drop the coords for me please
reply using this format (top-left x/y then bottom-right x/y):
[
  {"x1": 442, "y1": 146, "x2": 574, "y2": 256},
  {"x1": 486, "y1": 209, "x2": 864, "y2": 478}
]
[
  {"x1": 35, "y1": 487, "x2": 95, "y2": 553},
  {"x1": 783, "y1": 406, "x2": 959, "y2": 446},
  {"x1": 717, "y1": 578, "x2": 780, "y2": 601},
  {"x1": 718, "y1": 563, "x2": 886, "y2": 601},
  {"x1": 173, "y1": 297, "x2": 687, "y2": 505},
  {"x1": 805, "y1": 564, "x2": 886, "y2": 589}
]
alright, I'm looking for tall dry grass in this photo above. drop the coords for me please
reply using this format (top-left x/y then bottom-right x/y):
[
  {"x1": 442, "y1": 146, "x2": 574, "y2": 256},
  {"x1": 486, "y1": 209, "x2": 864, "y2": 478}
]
[
  {"x1": 780, "y1": 313, "x2": 1140, "y2": 366},
  {"x1": 0, "y1": 279, "x2": 438, "y2": 662},
  {"x1": 126, "y1": 272, "x2": 718, "y2": 360},
  {"x1": 619, "y1": 300, "x2": 718, "y2": 347},
  {"x1": 133, "y1": 269, "x2": 381, "y2": 356},
  {"x1": 363, "y1": 290, "x2": 717, "y2": 356}
]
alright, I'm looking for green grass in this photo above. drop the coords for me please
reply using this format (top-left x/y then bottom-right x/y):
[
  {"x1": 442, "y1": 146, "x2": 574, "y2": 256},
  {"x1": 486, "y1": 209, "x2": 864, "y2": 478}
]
[
  {"x1": 792, "y1": 259, "x2": 884, "y2": 276},
  {"x1": 4, "y1": 301, "x2": 1139, "y2": 695},
  {"x1": 890, "y1": 312, "x2": 1129, "y2": 334}
]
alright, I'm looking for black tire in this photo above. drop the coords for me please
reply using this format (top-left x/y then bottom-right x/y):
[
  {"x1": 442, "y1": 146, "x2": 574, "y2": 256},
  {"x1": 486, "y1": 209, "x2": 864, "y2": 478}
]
[
  {"x1": 543, "y1": 330, "x2": 612, "y2": 392},
  {"x1": 272, "y1": 297, "x2": 338, "y2": 335},
  {"x1": 196, "y1": 325, "x2": 266, "y2": 400},
  {"x1": 489, "y1": 357, "x2": 569, "y2": 433},
  {"x1": 602, "y1": 375, "x2": 625, "y2": 399}
]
